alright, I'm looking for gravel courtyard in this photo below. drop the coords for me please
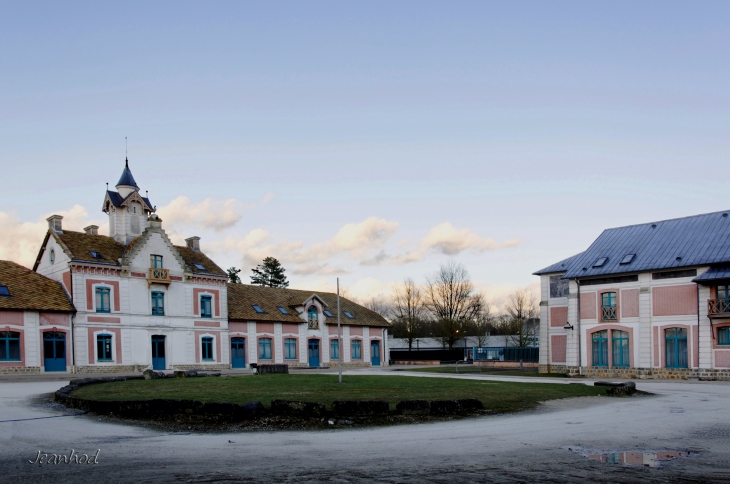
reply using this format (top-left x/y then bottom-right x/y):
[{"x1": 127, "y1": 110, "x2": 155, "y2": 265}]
[{"x1": 1, "y1": 370, "x2": 729, "y2": 483}]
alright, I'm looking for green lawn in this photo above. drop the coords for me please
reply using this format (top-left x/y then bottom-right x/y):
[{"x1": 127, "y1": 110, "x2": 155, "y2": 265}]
[
  {"x1": 409, "y1": 367, "x2": 570, "y2": 378},
  {"x1": 71, "y1": 374, "x2": 607, "y2": 414}
]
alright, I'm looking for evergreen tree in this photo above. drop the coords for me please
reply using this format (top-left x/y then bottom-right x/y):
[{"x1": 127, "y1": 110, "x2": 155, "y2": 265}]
[
  {"x1": 227, "y1": 267, "x2": 242, "y2": 284},
  {"x1": 250, "y1": 257, "x2": 289, "y2": 288}
]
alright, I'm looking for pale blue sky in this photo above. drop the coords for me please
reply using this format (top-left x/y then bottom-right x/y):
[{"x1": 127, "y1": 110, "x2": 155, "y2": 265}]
[{"x1": 1, "y1": 1, "x2": 728, "y2": 306}]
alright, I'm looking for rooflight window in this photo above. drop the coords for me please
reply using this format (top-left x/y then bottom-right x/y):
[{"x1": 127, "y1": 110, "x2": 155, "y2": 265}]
[
  {"x1": 0, "y1": 285, "x2": 10, "y2": 296},
  {"x1": 323, "y1": 309, "x2": 334, "y2": 317},
  {"x1": 193, "y1": 263, "x2": 206, "y2": 271},
  {"x1": 277, "y1": 306, "x2": 290, "y2": 315},
  {"x1": 593, "y1": 257, "x2": 608, "y2": 268},
  {"x1": 620, "y1": 254, "x2": 636, "y2": 264},
  {"x1": 89, "y1": 251, "x2": 104, "y2": 260},
  {"x1": 343, "y1": 311, "x2": 355, "y2": 319},
  {"x1": 252, "y1": 304, "x2": 265, "y2": 314}
]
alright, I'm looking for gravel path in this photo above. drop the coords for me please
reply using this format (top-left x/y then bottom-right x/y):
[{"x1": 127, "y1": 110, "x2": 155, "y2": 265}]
[{"x1": 1, "y1": 372, "x2": 729, "y2": 482}]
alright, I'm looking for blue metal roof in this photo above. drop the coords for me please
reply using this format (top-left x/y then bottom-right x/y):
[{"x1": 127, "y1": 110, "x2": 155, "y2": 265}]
[
  {"x1": 116, "y1": 158, "x2": 139, "y2": 189},
  {"x1": 693, "y1": 266, "x2": 730, "y2": 284},
  {"x1": 534, "y1": 252, "x2": 584, "y2": 275},
  {"x1": 539, "y1": 210, "x2": 730, "y2": 279}
]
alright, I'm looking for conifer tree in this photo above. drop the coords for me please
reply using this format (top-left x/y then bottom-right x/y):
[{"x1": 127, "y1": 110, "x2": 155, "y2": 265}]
[
  {"x1": 250, "y1": 257, "x2": 289, "y2": 288},
  {"x1": 227, "y1": 267, "x2": 242, "y2": 284}
]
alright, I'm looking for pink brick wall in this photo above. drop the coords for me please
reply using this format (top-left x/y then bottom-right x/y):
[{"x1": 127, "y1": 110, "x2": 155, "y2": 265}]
[
  {"x1": 550, "y1": 307, "x2": 568, "y2": 327},
  {"x1": 621, "y1": 289, "x2": 639, "y2": 318},
  {"x1": 652, "y1": 285, "x2": 697, "y2": 316},
  {"x1": 715, "y1": 351, "x2": 730, "y2": 368},
  {"x1": 551, "y1": 335, "x2": 567, "y2": 363},
  {"x1": 0, "y1": 311, "x2": 23, "y2": 326},
  {"x1": 580, "y1": 292, "x2": 596, "y2": 319}
]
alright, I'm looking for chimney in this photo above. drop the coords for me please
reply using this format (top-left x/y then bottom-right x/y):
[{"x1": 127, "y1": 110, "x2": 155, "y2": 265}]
[
  {"x1": 185, "y1": 236, "x2": 200, "y2": 252},
  {"x1": 84, "y1": 225, "x2": 99, "y2": 235},
  {"x1": 148, "y1": 213, "x2": 162, "y2": 229},
  {"x1": 46, "y1": 215, "x2": 63, "y2": 234}
]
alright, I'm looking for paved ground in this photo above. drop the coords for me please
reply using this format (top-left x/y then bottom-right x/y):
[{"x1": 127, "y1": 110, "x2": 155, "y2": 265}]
[{"x1": 1, "y1": 369, "x2": 729, "y2": 483}]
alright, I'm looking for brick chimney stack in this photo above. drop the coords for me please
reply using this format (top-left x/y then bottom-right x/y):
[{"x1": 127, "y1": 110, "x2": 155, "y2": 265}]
[
  {"x1": 185, "y1": 236, "x2": 200, "y2": 252},
  {"x1": 84, "y1": 225, "x2": 99, "y2": 235},
  {"x1": 46, "y1": 215, "x2": 63, "y2": 234}
]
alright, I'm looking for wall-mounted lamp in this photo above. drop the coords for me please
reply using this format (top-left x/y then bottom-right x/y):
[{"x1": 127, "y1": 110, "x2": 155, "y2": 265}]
[{"x1": 563, "y1": 322, "x2": 574, "y2": 330}]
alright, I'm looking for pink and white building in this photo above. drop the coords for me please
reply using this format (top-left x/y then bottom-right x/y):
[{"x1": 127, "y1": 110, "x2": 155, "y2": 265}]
[
  {"x1": 3, "y1": 159, "x2": 389, "y2": 374},
  {"x1": 535, "y1": 210, "x2": 730, "y2": 380}
]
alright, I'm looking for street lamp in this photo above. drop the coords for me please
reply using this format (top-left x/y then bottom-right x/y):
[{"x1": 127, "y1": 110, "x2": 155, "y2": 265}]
[{"x1": 563, "y1": 322, "x2": 574, "y2": 330}]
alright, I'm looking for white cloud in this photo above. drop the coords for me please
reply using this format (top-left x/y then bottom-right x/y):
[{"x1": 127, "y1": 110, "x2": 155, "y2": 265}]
[
  {"x1": 0, "y1": 205, "x2": 106, "y2": 268},
  {"x1": 373, "y1": 222, "x2": 519, "y2": 266},
  {"x1": 157, "y1": 196, "x2": 252, "y2": 233}
]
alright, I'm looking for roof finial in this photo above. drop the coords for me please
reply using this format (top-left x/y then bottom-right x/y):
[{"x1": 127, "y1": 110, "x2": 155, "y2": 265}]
[{"x1": 106, "y1": 182, "x2": 109, "y2": 191}]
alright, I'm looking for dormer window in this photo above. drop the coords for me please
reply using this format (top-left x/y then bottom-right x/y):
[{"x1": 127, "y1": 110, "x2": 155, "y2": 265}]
[
  {"x1": 307, "y1": 305, "x2": 319, "y2": 329},
  {"x1": 593, "y1": 257, "x2": 608, "y2": 268},
  {"x1": 620, "y1": 254, "x2": 636, "y2": 264},
  {"x1": 89, "y1": 251, "x2": 104, "y2": 260}
]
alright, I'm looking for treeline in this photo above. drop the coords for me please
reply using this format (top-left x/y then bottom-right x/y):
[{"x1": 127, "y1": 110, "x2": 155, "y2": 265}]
[{"x1": 364, "y1": 261, "x2": 538, "y2": 350}]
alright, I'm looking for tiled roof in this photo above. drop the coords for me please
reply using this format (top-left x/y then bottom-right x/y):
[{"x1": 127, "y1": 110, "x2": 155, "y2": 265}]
[
  {"x1": 0, "y1": 260, "x2": 75, "y2": 312},
  {"x1": 57, "y1": 231, "x2": 126, "y2": 265},
  {"x1": 539, "y1": 210, "x2": 730, "y2": 280},
  {"x1": 227, "y1": 284, "x2": 391, "y2": 327},
  {"x1": 534, "y1": 252, "x2": 584, "y2": 275},
  {"x1": 694, "y1": 266, "x2": 730, "y2": 284},
  {"x1": 175, "y1": 245, "x2": 227, "y2": 276}
]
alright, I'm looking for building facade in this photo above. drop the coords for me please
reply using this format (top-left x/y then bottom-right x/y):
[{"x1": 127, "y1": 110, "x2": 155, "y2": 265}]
[
  {"x1": 0, "y1": 261, "x2": 75, "y2": 373},
  {"x1": 536, "y1": 210, "x2": 730, "y2": 380},
  {"x1": 9, "y1": 159, "x2": 390, "y2": 374},
  {"x1": 227, "y1": 284, "x2": 389, "y2": 368}
]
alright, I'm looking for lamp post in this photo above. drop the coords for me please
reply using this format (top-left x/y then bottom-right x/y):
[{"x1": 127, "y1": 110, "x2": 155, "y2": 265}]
[{"x1": 337, "y1": 278, "x2": 342, "y2": 383}]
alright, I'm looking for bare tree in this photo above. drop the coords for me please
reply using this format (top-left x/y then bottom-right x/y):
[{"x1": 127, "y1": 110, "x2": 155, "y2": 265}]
[
  {"x1": 363, "y1": 298, "x2": 392, "y2": 321},
  {"x1": 392, "y1": 278, "x2": 425, "y2": 351},
  {"x1": 501, "y1": 289, "x2": 539, "y2": 347},
  {"x1": 466, "y1": 304, "x2": 494, "y2": 347},
  {"x1": 424, "y1": 261, "x2": 484, "y2": 350}
]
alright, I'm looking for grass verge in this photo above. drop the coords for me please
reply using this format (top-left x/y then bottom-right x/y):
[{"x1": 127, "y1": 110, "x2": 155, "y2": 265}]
[
  {"x1": 71, "y1": 374, "x2": 607, "y2": 414},
  {"x1": 407, "y1": 367, "x2": 570, "y2": 378}
]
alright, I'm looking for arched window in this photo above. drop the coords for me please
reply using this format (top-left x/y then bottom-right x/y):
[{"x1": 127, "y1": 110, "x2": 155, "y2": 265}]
[
  {"x1": 612, "y1": 330, "x2": 629, "y2": 367},
  {"x1": 49, "y1": 249, "x2": 55, "y2": 265},
  {"x1": 665, "y1": 328, "x2": 688, "y2": 368},
  {"x1": 307, "y1": 305, "x2": 319, "y2": 329},
  {"x1": 592, "y1": 330, "x2": 608, "y2": 366}
]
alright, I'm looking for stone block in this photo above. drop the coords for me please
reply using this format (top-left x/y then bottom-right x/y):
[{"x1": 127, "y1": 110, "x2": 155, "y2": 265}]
[
  {"x1": 143, "y1": 369, "x2": 164, "y2": 380},
  {"x1": 332, "y1": 400, "x2": 390, "y2": 416},
  {"x1": 257, "y1": 364, "x2": 289, "y2": 375},
  {"x1": 395, "y1": 400, "x2": 430, "y2": 415},
  {"x1": 270, "y1": 400, "x2": 326, "y2": 418},
  {"x1": 430, "y1": 400, "x2": 461, "y2": 415}
]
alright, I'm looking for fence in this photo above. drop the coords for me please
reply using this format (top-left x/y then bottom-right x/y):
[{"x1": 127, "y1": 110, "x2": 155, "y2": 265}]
[
  {"x1": 390, "y1": 349, "x2": 465, "y2": 362},
  {"x1": 472, "y1": 347, "x2": 539, "y2": 362}
]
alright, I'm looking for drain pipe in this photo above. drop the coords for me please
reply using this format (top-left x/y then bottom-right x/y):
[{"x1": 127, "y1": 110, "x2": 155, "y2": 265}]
[
  {"x1": 577, "y1": 280, "x2": 582, "y2": 374},
  {"x1": 696, "y1": 284, "x2": 700, "y2": 372}
]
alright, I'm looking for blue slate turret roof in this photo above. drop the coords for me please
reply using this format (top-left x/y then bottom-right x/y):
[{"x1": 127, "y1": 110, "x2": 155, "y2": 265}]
[
  {"x1": 116, "y1": 158, "x2": 139, "y2": 189},
  {"x1": 105, "y1": 190, "x2": 153, "y2": 210},
  {"x1": 535, "y1": 210, "x2": 730, "y2": 279}
]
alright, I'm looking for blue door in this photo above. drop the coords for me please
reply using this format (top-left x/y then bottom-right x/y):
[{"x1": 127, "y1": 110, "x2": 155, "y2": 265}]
[
  {"x1": 43, "y1": 332, "x2": 66, "y2": 372},
  {"x1": 151, "y1": 336, "x2": 166, "y2": 370},
  {"x1": 308, "y1": 339, "x2": 320, "y2": 367},
  {"x1": 231, "y1": 337, "x2": 246, "y2": 368},
  {"x1": 371, "y1": 341, "x2": 381, "y2": 366}
]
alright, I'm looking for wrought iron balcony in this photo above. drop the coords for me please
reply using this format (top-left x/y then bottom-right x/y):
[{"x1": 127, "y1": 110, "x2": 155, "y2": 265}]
[
  {"x1": 708, "y1": 298, "x2": 730, "y2": 317},
  {"x1": 601, "y1": 306, "x2": 617, "y2": 321},
  {"x1": 148, "y1": 267, "x2": 171, "y2": 285},
  {"x1": 308, "y1": 318, "x2": 319, "y2": 330}
]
